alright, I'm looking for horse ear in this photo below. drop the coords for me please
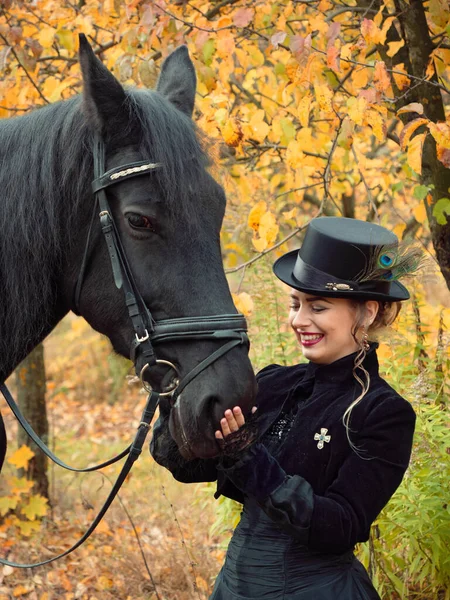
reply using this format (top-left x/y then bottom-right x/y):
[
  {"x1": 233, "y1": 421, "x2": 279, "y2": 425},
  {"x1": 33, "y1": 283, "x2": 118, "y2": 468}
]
[
  {"x1": 78, "y1": 34, "x2": 127, "y2": 133},
  {"x1": 156, "y1": 46, "x2": 196, "y2": 117}
]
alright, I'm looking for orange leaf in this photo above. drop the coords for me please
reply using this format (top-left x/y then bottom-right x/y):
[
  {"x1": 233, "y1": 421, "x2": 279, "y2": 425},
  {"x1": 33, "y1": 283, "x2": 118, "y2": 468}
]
[
  {"x1": 12, "y1": 585, "x2": 33, "y2": 597},
  {"x1": 387, "y1": 40, "x2": 405, "y2": 58},
  {"x1": 232, "y1": 292, "x2": 254, "y2": 317},
  {"x1": 232, "y1": 7, "x2": 254, "y2": 28},
  {"x1": 326, "y1": 46, "x2": 340, "y2": 71},
  {"x1": 437, "y1": 145, "x2": 450, "y2": 168},
  {"x1": 361, "y1": 19, "x2": 382, "y2": 45},
  {"x1": 392, "y1": 63, "x2": 410, "y2": 91},
  {"x1": 8, "y1": 445, "x2": 34, "y2": 470},
  {"x1": 373, "y1": 61, "x2": 390, "y2": 92},
  {"x1": 399, "y1": 118, "x2": 429, "y2": 150},
  {"x1": 413, "y1": 203, "x2": 427, "y2": 224},
  {"x1": 428, "y1": 121, "x2": 450, "y2": 148}
]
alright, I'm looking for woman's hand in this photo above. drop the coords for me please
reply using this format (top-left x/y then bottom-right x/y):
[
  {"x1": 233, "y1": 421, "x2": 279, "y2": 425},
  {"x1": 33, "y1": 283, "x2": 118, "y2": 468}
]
[{"x1": 215, "y1": 406, "x2": 257, "y2": 440}]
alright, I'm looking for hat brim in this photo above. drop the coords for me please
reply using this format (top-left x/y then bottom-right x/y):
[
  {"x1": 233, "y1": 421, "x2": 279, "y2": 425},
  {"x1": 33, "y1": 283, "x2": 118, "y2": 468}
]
[{"x1": 273, "y1": 250, "x2": 410, "y2": 302}]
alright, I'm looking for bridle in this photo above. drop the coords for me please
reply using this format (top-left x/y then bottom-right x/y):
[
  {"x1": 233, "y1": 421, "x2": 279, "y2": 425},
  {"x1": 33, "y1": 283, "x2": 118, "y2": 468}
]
[{"x1": 0, "y1": 134, "x2": 250, "y2": 568}]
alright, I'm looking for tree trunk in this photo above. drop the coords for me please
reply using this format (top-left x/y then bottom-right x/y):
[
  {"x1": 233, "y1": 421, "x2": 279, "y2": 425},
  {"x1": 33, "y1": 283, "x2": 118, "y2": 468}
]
[
  {"x1": 356, "y1": 0, "x2": 450, "y2": 290},
  {"x1": 15, "y1": 344, "x2": 49, "y2": 498}
]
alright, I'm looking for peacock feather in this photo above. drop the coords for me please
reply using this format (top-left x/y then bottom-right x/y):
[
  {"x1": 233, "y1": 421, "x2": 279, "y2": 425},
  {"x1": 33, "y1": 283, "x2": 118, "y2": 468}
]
[{"x1": 358, "y1": 242, "x2": 424, "y2": 282}]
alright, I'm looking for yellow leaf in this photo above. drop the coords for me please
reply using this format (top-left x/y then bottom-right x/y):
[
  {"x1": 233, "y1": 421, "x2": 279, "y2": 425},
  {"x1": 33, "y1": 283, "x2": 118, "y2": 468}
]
[
  {"x1": 380, "y1": 17, "x2": 396, "y2": 44},
  {"x1": 13, "y1": 585, "x2": 33, "y2": 597},
  {"x1": 232, "y1": 292, "x2": 254, "y2": 316},
  {"x1": 15, "y1": 519, "x2": 41, "y2": 536},
  {"x1": 56, "y1": 29, "x2": 75, "y2": 52},
  {"x1": 8, "y1": 445, "x2": 34, "y2": 470},
  {"x1": 392, "y1": 63, "x2": 410, "y2": 91},
  {"x1": 247, "y1": 201, "x2": 267, "y2": 232},
  {"x1": 373, "y1": 4, "x2": 384, "y2": 27},
  {"x1": 352, "y1": 67, "x2": 369, "y2": 89},
  {"x1": 0, "y1": 495, "x2": 18, "y2": 516},
  {"x1": 407, "y1": 132, "x2": 426, "y2": 174},
  {"x1": 361, "y1": 19, "x2": 382, "y2": 45},
  {"x1": 37, "y1": 27, "x2": 56, "y2": 49},
  {"x1": 413, "y1": 203, "x2": 427, "y2": 224},
  {"x1": 195, "y1": 575, "x2": 210, "y2": 592},
  {"x1": 21, "y1": 494, "x2": 48, "y2": 521},
  {"x1": 8, "y1": 476, "x2": 34, "y2": 495},
  {"x1": 397, "y1": 102, "x2": 424, "y2": 116},
  {"x1": 259, "y1": 211, "x2": 279, "y2": 245},
  {"x1": 283, "y1": 208, "x2": 297, "y2": 220},
  {"x1": 387, "y1": 40, "x2": 405, "y2": 58},
  {"x1": 393, "y1": 223, "x2": 406, "y2": 238},
  {"x1": 249, "y1": 110, "x2": 270, "y2": 143},
  {"x1": 399, "y1": 118, "x2": 429, "y2": 150},
  {"x1": 217, "y1": 34, "x2": 235, "y2": 58},
  {"x1": 347, "y1": 96, "x2": 367, "y2": 126},
  {"x1": 96, "y1": 575, "x2": 113, "y2": 590},
  {"x1": 364, "y1": 109, "x2": 386, "y2": 141},
  {"x1": 297, "y1": 93, "x2": 313, "y2": 127},
  {"x1": 221, "y1": 118, "x2": 243, "y2": 147},
  {"x1": 428, "y1": 121, "x2": 450, "y2": 148},
  {"x1": 314, "y1": 82, "x2": 333, "y2": 112},
  {"x1": 252, "y1": 236, "x2": 267, "y2": 252},
  {"x1": 286, "y1": 140, "x2": 305, "y2": 169}
]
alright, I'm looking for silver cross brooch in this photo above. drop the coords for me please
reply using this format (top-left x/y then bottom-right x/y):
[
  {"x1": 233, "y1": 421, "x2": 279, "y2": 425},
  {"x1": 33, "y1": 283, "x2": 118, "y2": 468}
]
[{"x1": 314, "y1": 428, "x2": 331, "y2": 449}]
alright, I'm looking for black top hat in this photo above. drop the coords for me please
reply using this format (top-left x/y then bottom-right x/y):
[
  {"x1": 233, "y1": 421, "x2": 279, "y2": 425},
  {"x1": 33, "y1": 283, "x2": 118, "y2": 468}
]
[{"x1": 273, "y1": 217, "x2": 410, "y2": 301}]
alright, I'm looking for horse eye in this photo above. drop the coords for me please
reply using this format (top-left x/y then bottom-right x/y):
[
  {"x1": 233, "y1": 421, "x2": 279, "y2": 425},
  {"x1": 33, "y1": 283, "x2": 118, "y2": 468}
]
[{"x1": 127, "y1": 213, "x2": 156, "y2": 232}]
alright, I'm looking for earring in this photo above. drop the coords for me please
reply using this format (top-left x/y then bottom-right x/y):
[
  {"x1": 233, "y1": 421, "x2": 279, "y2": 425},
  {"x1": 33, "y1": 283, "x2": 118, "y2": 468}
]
[{"x1": 362, "y1": 327, "x2": 370, "y2": 352}]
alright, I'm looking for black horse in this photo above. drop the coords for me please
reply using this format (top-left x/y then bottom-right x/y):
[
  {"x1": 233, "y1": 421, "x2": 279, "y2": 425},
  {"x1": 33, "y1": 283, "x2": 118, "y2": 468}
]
[{"x1": 0, "y1": 37, "x2": 256, "y2": 469}]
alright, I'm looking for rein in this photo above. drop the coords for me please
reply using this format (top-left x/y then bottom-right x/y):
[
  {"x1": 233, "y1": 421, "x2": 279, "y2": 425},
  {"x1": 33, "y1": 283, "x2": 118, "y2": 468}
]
[{"x1": 0, "y1": 135, "x2": 249, "y2": 568}]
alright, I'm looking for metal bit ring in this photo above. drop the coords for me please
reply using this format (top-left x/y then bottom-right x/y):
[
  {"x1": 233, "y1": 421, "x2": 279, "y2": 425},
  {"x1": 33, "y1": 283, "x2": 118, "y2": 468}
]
[{"x1": 139, "y1": 360, "x2": 180, "y2": 396}]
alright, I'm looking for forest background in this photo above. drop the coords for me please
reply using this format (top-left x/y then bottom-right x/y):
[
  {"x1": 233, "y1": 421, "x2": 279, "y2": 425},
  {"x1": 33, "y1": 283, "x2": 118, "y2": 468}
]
[{"x1": 0, "y1": 0, "x2": 449, "y2": 598}]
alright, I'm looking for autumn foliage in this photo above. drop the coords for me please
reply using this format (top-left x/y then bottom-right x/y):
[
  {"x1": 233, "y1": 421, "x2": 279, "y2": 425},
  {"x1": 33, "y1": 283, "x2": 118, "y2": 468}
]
[{"x1": 0, "y1": 0, "x2": 450, "y2": 599}]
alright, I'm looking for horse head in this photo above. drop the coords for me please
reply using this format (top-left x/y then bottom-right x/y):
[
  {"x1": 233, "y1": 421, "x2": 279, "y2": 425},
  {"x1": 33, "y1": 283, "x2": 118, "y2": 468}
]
[{"x1": 62, "y1": 37, "x2": 256, "y2": 459}]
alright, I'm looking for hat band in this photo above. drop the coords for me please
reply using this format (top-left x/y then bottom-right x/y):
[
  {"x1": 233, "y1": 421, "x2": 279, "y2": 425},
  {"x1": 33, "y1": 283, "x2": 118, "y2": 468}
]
[{"x1": 293, "y1": 256, "x2": 391, "y2": 295}]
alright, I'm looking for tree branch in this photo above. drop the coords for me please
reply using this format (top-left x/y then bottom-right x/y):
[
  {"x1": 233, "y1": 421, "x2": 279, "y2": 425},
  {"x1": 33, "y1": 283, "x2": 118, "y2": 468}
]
[{"x1": 0, "y1": 33, "x2": 49, "y2": 104}]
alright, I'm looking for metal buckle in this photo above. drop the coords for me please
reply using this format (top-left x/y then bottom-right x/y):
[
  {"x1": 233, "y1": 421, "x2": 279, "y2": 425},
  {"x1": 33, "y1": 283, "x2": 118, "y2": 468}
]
[
  {"x1": 135, "y1": 330, "x2": 150, "y2": 343},
  {"x1": 139, "y1": 360, "x2": 180, "y2": 396}
]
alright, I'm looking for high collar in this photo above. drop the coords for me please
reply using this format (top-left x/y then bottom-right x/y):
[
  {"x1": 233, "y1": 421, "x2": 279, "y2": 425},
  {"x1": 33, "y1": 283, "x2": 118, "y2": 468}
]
[{"x1": 304, "y1": 342, "x2": 380, "y2": 386}]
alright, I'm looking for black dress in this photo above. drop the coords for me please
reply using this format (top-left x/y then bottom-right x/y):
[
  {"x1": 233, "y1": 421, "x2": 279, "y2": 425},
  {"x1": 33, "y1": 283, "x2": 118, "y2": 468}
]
[{"x1": 150, "y1": 346, "x2": 416, "y2": 600}]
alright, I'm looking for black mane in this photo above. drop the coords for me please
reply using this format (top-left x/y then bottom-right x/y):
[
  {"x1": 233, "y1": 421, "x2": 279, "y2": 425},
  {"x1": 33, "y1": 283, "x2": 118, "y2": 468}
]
[{"x1": 0, "y1": 88, "x2": 208, "y2": 374}]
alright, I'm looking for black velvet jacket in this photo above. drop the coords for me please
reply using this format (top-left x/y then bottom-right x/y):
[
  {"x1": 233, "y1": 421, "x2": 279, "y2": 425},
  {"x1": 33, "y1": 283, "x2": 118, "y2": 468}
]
[{"x1": 150, "y1": 346, "x2": 416, "y2": 554}]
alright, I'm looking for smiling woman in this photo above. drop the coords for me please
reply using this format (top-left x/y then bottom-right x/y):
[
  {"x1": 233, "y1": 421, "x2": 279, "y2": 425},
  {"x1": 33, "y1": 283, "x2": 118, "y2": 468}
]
[{"x1": 152, "y1": 217, "x2": 423, "y2": 600}]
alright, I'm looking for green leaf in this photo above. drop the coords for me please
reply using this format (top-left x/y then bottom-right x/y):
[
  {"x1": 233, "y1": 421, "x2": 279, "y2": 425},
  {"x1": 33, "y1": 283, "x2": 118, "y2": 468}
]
[
  {"x1": 202, "y1": 38, "x2": 216, "y2": 65},
  {"x1": 433, "y1": 197, "x2": 450, "y2": 225},
  {"x1": 0, "y1": 495, "x2": 18, "y2": 516},
  {"x1": 413, "y1": 185, "x2": 430, "y2": 200},
  {"x1": 391, "y1": 181, "x2": 404, "y2": 192}
]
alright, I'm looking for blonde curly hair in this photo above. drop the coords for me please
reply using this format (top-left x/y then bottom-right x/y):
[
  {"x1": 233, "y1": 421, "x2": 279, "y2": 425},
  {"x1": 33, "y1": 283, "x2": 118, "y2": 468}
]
[{"x1": 343, "y1": 300, "x2": 402, "y2": 454}]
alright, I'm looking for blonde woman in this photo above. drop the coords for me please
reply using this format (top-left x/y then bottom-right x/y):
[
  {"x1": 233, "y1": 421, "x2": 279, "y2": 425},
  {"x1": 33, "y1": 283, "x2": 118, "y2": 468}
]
[{"x1": 151, "y1": 217, "x2": 418, "y2": 600}]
